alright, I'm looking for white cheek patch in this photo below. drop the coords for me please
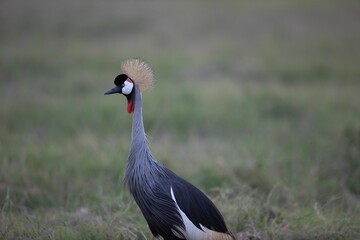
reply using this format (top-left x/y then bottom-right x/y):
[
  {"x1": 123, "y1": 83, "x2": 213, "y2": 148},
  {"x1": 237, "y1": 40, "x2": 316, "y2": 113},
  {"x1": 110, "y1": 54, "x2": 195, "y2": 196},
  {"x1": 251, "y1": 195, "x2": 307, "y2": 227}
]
[{"x1": 122, "y1": 80, "x2": 134, "y2": 95}]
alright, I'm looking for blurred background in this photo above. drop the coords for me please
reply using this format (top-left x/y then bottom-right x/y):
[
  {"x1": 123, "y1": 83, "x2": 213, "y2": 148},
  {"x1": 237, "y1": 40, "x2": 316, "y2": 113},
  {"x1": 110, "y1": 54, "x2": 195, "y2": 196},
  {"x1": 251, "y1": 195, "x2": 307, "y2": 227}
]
[{"x1": 1, "y1": 0, "x2": 360, "y2": 239}]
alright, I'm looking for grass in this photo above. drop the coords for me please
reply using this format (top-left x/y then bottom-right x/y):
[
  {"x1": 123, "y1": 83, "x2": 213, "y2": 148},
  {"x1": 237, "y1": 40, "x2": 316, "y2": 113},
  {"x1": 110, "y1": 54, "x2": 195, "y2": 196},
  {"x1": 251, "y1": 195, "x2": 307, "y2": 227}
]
[{"x1": 1, "y1": 0, "x2": 360, "y2": 239}]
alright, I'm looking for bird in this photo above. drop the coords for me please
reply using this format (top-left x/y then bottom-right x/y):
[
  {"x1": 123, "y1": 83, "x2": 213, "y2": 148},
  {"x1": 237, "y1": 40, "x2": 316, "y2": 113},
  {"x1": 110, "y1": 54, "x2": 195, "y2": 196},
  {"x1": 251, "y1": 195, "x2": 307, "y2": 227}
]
[{"x1": 105, "y1": 59, "x2": 234, "y2": 240}]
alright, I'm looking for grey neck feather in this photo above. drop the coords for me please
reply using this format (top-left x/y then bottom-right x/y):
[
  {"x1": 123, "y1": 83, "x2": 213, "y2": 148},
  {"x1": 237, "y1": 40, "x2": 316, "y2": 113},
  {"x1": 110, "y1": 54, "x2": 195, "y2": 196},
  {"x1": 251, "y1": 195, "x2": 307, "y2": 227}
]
[
  {"x1": 129, "y1": 85, "x2": 148, "y2": 154},
  {"x1": 125, "y1": 85, "x2": 164, "y2": 191}
]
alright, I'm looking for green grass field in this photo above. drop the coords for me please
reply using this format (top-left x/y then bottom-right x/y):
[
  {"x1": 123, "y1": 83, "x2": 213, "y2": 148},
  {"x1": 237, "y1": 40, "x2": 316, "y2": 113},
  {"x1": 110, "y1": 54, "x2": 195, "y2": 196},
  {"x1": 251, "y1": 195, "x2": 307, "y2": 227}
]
[{"x1": 1, "y1": 0, "x2": 360, "y2": 239}]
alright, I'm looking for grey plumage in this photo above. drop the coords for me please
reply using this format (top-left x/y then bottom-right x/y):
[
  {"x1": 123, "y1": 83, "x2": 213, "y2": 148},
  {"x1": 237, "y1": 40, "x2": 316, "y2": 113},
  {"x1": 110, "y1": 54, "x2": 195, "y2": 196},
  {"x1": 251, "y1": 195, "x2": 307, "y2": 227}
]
[
  {"x1": 124, "y1": 86, "x2": 184, "y2": 238},
  {"x1": 123, "y1": 86, "x2": 230, "y2": 239}
]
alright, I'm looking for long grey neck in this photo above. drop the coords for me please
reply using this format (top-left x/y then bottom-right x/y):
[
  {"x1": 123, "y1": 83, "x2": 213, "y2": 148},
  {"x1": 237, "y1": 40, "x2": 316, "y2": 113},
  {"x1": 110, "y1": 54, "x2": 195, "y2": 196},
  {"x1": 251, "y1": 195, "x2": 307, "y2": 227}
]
[
  {"x1": 125, "y1": 86, "x2": 164, "y2": 191},
  {"x1": 129, "y1": 86, "x2": 150, "y2": 158}
]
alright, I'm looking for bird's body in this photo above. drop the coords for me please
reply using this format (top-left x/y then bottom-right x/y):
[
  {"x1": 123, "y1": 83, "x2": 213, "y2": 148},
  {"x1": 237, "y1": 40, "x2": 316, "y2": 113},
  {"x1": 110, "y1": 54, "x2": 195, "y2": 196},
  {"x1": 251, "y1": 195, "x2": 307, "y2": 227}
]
[{"x1": 105, "y1": 59, "x2": 233, "y2": 240}]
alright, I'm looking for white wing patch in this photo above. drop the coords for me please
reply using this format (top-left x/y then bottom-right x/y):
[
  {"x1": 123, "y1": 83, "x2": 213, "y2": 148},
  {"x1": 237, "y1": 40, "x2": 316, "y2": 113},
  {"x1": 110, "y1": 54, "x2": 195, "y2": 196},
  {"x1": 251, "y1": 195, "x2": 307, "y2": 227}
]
[
  {"x1": 122, "y1": 80, "x2": 134, "y2": 95},
  {"x1": 170, "y1": 187, "x2": 207, "y2": 240}
]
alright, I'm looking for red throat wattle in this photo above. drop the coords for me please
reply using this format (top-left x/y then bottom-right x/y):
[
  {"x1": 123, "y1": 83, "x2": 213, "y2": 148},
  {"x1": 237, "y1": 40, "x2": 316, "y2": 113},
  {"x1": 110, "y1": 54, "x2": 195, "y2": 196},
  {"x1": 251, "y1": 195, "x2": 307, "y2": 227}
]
[{"x1": 127, "y1": 97, "x2": 134, "y2": 113}]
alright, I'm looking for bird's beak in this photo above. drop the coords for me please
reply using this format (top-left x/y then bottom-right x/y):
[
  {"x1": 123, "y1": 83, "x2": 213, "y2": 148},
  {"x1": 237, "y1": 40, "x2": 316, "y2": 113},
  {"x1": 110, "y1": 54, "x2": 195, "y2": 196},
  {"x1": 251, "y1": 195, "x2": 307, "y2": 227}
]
[{"x1": 104, "y1": 85, "x2": 122, "y2": 95}]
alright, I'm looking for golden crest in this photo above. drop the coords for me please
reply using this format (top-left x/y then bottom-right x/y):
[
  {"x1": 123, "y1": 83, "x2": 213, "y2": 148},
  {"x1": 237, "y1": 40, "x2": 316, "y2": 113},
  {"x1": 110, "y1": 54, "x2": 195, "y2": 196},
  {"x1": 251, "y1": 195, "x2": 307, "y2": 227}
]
[{"x1": 121, "y1": 58, "x2": 154, "y2": 92}]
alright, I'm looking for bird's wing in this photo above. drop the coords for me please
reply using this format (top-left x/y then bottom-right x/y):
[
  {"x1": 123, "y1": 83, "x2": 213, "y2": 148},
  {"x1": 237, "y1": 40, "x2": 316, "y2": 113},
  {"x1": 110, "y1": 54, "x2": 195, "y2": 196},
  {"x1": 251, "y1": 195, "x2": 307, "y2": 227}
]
[
  {"x1": 130, "y1": 182, "x2": 184, "y2": 239},
  {"x1": 166, "y1": 170, "x2": 229, "y2": 234}
]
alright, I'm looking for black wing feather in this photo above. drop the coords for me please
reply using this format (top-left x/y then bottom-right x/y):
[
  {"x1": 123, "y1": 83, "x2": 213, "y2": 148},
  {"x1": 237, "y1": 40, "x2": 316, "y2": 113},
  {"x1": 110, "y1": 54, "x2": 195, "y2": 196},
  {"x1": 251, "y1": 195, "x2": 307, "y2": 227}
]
[{"x1": 165, "y1": 169, "x2": 229, "y2": 233}]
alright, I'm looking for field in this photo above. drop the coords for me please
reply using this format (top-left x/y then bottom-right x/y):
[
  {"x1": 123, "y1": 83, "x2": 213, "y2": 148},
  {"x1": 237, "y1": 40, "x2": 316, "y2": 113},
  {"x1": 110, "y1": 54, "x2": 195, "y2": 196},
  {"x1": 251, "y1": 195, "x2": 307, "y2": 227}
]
[{"x1": 1, "y1": 0, "x2": 360, "y2": 239}]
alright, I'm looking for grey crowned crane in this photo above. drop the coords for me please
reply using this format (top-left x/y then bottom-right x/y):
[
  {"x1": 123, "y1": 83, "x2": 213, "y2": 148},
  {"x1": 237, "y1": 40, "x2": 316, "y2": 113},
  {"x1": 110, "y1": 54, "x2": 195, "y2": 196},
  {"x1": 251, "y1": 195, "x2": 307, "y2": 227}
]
[{"x1": 105, "y1": 59, "x2": 234, "y2": 240}]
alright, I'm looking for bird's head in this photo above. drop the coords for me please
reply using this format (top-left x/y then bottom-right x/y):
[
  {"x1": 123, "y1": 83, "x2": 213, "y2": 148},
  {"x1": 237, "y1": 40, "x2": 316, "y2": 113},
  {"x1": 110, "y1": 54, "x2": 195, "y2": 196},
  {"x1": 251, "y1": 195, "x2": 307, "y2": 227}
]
[{"x1": 104, "y1": 59, "x2": 154, "y2": 113}]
